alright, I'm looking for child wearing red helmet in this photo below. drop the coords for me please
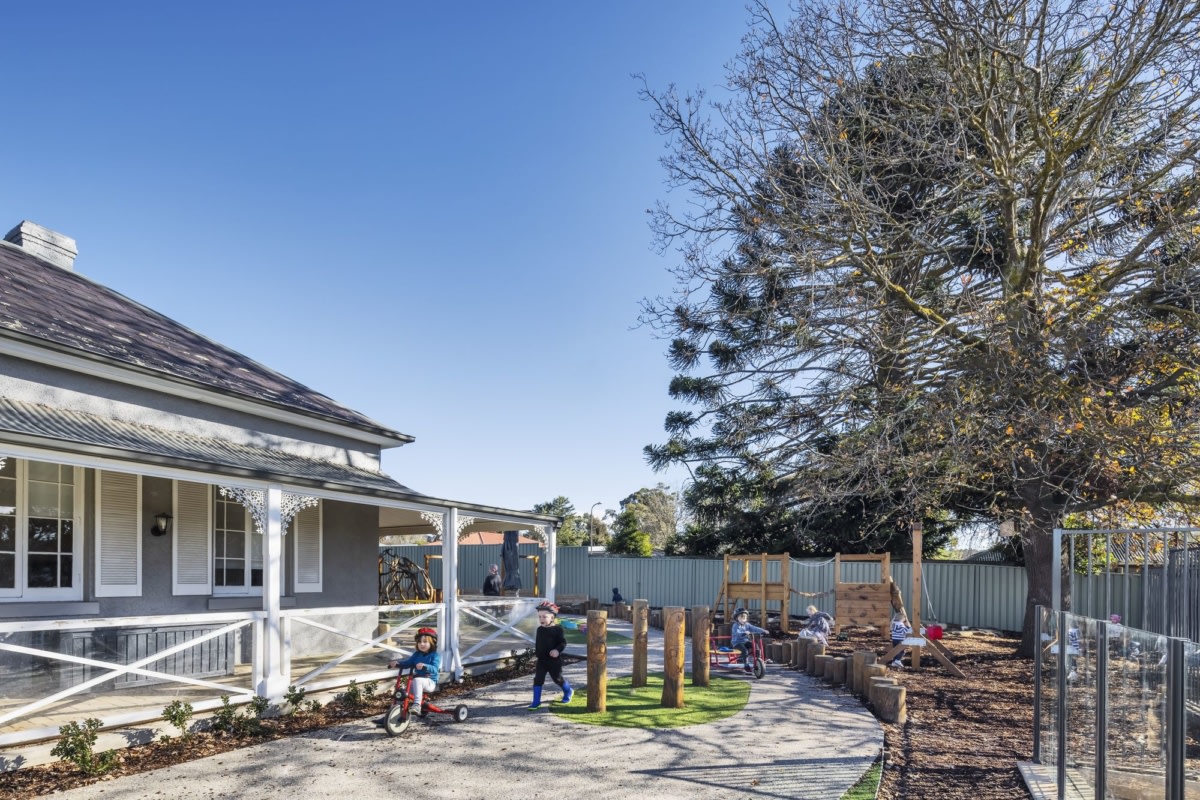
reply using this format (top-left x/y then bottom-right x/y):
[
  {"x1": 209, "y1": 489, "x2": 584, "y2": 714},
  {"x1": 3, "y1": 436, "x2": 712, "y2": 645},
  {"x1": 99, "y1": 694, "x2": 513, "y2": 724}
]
[
  {"x1": 386, "y1": 627, "x2": 441, "y2": 716},
  {"x1": 527, "y1": 602, "x2": 573, "y2": 710}
]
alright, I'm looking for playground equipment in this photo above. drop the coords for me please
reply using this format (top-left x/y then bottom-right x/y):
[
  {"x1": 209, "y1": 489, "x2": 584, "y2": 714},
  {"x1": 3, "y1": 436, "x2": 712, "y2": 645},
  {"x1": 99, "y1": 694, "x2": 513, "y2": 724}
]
[
  {"x1": 714, "y1": 553, "x2": 795, "y2": 634},
  {"x1": 880, "y1": 521, "x2": 965, "y2": 678},
  {"x1": 378, "y1": 554, "x2": 435, "y2": 604},
  {"x1": 423, "y1": 553, "x2": 540, "y2": 596},
  {"x1": 834, "y1": 551, "x2": 904, "y2": 635}
]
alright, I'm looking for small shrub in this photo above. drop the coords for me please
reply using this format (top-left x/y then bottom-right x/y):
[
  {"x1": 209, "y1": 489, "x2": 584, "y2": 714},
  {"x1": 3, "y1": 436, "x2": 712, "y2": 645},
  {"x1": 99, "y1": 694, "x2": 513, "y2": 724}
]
[
  {"x1": 305, "y1": 698, "x2": 322, "y2": 713},
  {"x1": 210, "y1": 695, "x2": 262, "y2": 736},
  {"x1": 162, "y1": 700, "x2": 194, "y2": 740},
  {"x1": 50, "y1": 718, "x2": 118, "y2": 776},
  {"x1": 248, "y1": 695, "x2": 270, "y2": 719},
  {"x1": 509, "y1": 648, "x2": 534, "y2": 672},
  {"x1": 284, "y1": 684, "x2": 307, "y2": 713},
  {"x1": 338, "y1": 679, "x2": 367, "y2": 710}
]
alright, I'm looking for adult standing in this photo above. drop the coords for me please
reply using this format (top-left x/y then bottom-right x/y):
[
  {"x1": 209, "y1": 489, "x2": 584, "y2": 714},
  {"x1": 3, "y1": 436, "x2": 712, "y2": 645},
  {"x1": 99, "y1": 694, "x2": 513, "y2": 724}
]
[{"x1": 482, "y1": 564, "x2": 502, "y2": 596}]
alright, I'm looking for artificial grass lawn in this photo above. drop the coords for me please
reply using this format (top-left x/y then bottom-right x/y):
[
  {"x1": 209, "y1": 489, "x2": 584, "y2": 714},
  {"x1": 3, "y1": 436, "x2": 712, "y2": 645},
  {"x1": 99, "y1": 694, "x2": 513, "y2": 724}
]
[
  {"x1": 840, "y1": 759, "x2": 882, "y2": 799},
  {"x1": 561, "y1": 627, "x2": 633, "y2": 646},
  {"x1": 549, "y1": 672, "x2": 750, "y2": 728}
]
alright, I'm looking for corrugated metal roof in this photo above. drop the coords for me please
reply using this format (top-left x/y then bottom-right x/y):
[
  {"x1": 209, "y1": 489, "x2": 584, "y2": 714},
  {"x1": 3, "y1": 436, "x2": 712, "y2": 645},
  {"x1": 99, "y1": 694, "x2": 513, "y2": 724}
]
[
  {"x1": 0, "y1": 241, "x2": 408, "y2": 441},
  {"x1": 0, "y1": 396, "x2": 417, "y2": 495}
]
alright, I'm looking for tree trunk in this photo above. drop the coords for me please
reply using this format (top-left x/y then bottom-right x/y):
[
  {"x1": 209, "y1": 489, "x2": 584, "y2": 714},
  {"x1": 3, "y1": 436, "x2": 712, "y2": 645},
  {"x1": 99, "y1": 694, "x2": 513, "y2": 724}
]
[{"x1": 1018, "y1": 504, "x2": 1070, "y2": 658}]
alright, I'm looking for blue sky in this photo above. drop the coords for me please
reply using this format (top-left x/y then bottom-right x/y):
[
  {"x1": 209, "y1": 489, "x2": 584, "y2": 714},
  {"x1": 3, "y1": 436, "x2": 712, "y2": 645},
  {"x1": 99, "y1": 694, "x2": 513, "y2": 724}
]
[{"x1": 0, "y1": 1, "x2": 765, "y2": 519}]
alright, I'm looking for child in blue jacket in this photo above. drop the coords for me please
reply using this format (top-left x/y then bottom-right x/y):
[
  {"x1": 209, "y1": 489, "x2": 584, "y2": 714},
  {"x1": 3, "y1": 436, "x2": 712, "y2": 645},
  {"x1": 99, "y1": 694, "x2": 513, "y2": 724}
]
[
  {"x1": 731, "y1": 607, "x2": 768, "y2": 674},
  {"x1": 388, "y1": 627, "x2": 441, "y2": 714}
]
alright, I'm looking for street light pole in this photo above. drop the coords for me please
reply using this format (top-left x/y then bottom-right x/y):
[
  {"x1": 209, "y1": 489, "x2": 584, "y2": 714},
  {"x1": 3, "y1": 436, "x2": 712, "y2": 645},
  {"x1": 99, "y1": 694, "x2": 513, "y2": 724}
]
[{"x1": 589, "y1": 502, "x2": 601, "y2": 548}]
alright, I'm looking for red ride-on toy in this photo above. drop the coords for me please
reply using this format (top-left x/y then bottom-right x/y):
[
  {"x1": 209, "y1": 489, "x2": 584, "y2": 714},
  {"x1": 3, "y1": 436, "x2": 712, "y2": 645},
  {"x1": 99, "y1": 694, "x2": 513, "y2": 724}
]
[
  {"x1": 384, "y1": 668, "x2": 469, "y2": 736},
  {"x1": 709, "y1": 632, "x2": 767, "y2": 678}
]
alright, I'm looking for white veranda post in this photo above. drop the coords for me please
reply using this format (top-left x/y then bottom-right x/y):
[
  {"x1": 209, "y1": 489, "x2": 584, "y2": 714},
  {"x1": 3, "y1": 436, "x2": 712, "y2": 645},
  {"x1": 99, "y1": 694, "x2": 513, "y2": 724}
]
[
  {"x1": 262, "y1": 484, "x2": 285, "y2": 700},
  {"x1": 544, "y1": 523, "x2": 556, "y2": 603},
  {"x1": 444, "y1": 508, "x2": 460, "y2": 678}
]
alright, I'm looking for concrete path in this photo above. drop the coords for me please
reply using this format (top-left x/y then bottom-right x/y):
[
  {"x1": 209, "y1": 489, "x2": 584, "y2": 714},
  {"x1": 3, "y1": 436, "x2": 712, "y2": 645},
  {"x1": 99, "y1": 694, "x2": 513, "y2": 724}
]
[{"x1": 51, "y1": 619, "x2": 883, "y2": 800}]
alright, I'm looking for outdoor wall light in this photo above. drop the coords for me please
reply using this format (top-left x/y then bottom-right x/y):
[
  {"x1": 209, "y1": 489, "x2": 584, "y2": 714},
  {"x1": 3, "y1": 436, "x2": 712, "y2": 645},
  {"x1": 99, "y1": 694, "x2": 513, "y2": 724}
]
[{"x1": 151, "y1": 512, "x2": 172, "y2": 537}]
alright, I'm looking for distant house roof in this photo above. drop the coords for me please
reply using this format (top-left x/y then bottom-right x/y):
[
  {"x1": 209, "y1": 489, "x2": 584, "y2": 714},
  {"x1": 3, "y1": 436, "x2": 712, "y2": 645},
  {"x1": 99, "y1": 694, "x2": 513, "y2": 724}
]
[
  {"x1": 0, "y1": 238, "x2": 410, "y2": 443},
  {"x1": 459, "y1": 531, "x2": 541, "y2": 546}
]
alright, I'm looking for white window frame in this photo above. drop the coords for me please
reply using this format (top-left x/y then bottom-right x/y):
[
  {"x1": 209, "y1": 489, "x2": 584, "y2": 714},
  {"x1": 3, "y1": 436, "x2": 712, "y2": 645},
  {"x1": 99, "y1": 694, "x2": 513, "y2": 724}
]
[
  {"x1": 0, "y1": 459, "x2": 84, "y2": 601},
  {"x1": 292, "y1": 502, "x2": 322, "y2": 593},
  {"x1": 212, "y1": 493, "x2": 278, "y2": 596}
]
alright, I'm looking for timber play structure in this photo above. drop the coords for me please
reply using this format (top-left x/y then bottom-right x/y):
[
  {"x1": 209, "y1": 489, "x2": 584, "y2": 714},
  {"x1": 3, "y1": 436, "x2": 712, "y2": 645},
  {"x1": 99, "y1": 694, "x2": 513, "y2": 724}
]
[{"x1": 714, "y1": 553, "x2": 796, "y2": 634}]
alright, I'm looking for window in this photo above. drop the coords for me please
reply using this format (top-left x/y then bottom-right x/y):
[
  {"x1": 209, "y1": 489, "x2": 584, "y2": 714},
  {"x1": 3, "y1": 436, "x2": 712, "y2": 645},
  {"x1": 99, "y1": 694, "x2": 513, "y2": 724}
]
[
  {"x1": 213, "y1": 493, "x2": 265, "y2": 595},
  {"x1": 0, "y1": 459, "x2": 84, "y2": 600}
]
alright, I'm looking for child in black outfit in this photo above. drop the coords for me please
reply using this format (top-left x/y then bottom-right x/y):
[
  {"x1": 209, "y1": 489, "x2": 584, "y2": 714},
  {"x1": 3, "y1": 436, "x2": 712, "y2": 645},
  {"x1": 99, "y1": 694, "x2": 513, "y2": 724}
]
[{"x1": 527, "y1": 601, "x2": 574, "y2": 710}]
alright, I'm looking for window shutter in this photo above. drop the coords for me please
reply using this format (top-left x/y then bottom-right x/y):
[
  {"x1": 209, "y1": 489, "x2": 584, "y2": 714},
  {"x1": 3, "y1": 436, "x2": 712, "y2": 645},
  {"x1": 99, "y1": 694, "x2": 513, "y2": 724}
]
[
  {"x1": 293, "y1": 503, "x2": 322, "y2": 593},
  {"x1": 172, "y1": 481, "x2": 212, "y2": 595},
  {"x1": 95, "y1": 471, "x2": 141, "y2": 597}
]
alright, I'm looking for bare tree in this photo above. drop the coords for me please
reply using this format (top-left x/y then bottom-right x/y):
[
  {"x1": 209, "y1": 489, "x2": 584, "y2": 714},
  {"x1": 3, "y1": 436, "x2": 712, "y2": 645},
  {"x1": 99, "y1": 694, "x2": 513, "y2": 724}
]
[{"x1": 641, "y1": 0, "x2": 1200, "y2": 653}]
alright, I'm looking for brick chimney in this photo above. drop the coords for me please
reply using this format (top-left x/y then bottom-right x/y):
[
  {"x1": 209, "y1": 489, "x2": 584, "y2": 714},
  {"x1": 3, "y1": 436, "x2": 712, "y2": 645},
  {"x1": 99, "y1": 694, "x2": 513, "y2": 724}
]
[{"x1": 4, "y1": 220, "x2": 77, "y2": 271}]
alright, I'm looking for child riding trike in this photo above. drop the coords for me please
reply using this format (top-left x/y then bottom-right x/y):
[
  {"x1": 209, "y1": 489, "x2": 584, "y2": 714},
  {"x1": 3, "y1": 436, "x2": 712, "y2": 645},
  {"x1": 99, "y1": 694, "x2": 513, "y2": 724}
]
[
  {"x1": 384, "y1": 666, "x2": 469, "y2": 735},
  {"x1": 710, "y1": 631, "x2": 767, "y2": 678}
]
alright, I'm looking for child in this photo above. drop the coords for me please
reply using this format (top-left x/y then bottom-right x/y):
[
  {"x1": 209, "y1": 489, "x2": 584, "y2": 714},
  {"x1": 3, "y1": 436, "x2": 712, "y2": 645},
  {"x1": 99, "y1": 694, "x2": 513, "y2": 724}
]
[
  {"x1": 798, "y1": 604, "x2": 834, "y2": 646},
  {"x1": 611, "y1": 587, "x2": 624, "y2": 604},
  {"x1": 382, "y1": 627, "x2": 440, "y2": 720},
  {"x1": 730, "y1": 607, "x2": 769, "y2": 674},
  {"x1": 528, "y1": 601, "x2": 573, "y2": 709},
  {"x1": 889, "y1": 610, "x2": 912, "y2": 669}
]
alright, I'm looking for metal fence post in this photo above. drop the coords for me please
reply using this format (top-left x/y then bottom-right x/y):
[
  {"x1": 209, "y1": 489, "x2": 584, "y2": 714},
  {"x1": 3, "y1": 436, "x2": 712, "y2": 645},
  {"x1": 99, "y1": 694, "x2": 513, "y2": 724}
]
[
  {"x1": 1057, "y1": 610, "x2": 1068, "y2": 800},
  {"x1": 1033, "y1": 606, "x2": 1043, "y2": 763},
  {"x1": 1167, "y1": 637, "x2": 1186, "y2": 800},
  {"x1": 1094, "y1": 620, "x2": 1107, "y2": 800}
]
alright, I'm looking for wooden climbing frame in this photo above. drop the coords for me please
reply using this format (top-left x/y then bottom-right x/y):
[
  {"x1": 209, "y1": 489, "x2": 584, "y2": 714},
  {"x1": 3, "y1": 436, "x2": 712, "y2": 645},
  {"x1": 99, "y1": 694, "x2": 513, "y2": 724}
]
[
  {"x1": 834, "y1": 552, "x2": 903, "y2": 636},
  {"x1": 714, "y1": 553, "x2": 794, "y2": 634}
]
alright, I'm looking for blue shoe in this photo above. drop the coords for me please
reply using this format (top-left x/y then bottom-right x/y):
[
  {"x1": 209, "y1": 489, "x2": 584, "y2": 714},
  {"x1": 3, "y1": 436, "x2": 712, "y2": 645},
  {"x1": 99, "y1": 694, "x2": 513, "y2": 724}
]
[{"x1": 561, "y1": 684, "x2": 574, "y2": 704}]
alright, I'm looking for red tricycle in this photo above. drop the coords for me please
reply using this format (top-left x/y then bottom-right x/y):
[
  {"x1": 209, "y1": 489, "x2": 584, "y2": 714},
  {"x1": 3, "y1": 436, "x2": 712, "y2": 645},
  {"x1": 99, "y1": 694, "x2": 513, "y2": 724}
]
[
  {"x1": 384, "y1": 668, "x2": 469, "y2": 736},
  {"x1": 709, "y1": 632, "x2": 767, "y2": 679}
]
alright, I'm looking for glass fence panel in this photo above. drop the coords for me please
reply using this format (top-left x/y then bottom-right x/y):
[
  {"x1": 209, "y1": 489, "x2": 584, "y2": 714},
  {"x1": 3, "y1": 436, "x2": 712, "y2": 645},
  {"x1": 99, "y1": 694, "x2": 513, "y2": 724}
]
[
  {"x1": 456, "y1": 598, "x2": 539, "y2": 669},
  {"x1": 0, "y1": 617, "x2": 258, "y2": 737},
  {"x1": 1186, "y1": 640, "x2": 1200, "y2": 798},
  {"x1": 1104, "y1": 624, "x2": 1168, "y2": 798},
  {"x1": 1062, "y1": 614, "x2": 1097, "y2": 786},
  {"x1": 286, "y1": 604, "x2": 442, "y2": 691},
  {"x1": 1039, "y1": 606, "x2": 1060, "y2": 770}
]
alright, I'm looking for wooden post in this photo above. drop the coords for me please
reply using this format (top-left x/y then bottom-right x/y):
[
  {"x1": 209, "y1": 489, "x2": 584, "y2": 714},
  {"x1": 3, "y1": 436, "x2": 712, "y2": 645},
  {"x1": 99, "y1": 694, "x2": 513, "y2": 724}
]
[
  {"x1": 851, "y1": 651, "x2": 877, "y2": 695},
  {"x1": 868, "y1": 675, "x2": 899, "y2": 707},
  {"x1": 795, "y1": 638, "x2": 810, "y2": 669},
  {"x1": 828, "y1": 656, "x2": 847, "y2": 687},
  {"x1": 661, "y1": 606, "x2": 686, "y2": 708},
  {"x1": 614, "y1": 601, "x2": 627, "y2": 620},
  {"x1": 876, "y1": 684, "x2": 907, "y2": 723},
  {"x1": 816, "y1": 654, "x2": 833, "y2": 680},
  {"x1": 807, "y1": 642, "x2": 826, "y2": 675},
  {"x1": 861, "y1": 663, "x2": 889, "y2": 699},
  {"x1": 769, "y1": 641, "x2": 783, "y2": 664},
  {"x1": 632, "y1": 599, "x2": 649, "y2": 688},
  {"x1": 691, "y1": 606, "x2": 711, "y2": 687},
  {"x1": 586, "y1": 609, "x2": 608, "y2": 712},
  {"x1": 911, "y1": 521, "x2": 924, "y2": 671}
]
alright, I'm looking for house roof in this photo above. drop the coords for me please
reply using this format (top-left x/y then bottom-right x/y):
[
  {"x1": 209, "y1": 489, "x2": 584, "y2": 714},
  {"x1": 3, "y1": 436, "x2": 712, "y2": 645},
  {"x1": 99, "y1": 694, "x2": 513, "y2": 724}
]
[
  {"x1": 0, "y1": 240, "x2": 410, "y2": 443},
  {"x1": 458, "y1": 531, "x2": 542, "y2": 546},
  {"x1": 0, "y1": 396, "x2": 417, "y2": 495}
]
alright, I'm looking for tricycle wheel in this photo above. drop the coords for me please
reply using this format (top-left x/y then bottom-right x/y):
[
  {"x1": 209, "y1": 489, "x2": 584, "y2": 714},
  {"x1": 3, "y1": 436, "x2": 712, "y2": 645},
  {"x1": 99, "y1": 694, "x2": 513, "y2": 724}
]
[
  {"x1": 384, "y1": 703, "x2": 411, "y2": 736},
  {"x1": 454, "y1": 704, "x2": 469, "y2": 722},
  {"x1": 753, "y1": 658, "x2": 766, "y2": 679}
]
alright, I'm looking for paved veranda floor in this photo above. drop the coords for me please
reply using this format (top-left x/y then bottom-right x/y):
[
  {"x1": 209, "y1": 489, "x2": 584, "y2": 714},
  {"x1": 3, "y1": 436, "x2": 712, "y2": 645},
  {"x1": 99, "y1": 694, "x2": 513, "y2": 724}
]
[{"x1": 46, "y1": 618, "x2": 884, "y2": 800}]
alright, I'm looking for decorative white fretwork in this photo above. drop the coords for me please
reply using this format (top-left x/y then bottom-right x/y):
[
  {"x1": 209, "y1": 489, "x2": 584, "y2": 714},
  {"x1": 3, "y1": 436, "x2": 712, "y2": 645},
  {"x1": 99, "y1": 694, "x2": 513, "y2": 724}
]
[
  {"x1": 419, "y1": 510, "x2": 444, "y2": 536},
  {"x1": 0, "y1": 457, "x2": 6, "y2": 472},
  {"x1": 456, "y1": 515, "x2": 476, "y2": 535},
  {"x1": 218, "y1": 486, "x2": 319, "y2": 535},
  {"x1": 530, "y1": 524, "x2": 548, "y2": 541}
]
